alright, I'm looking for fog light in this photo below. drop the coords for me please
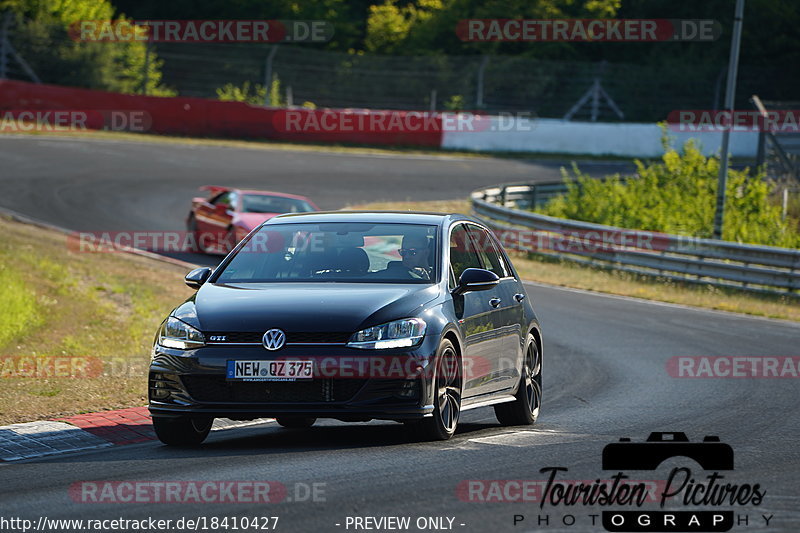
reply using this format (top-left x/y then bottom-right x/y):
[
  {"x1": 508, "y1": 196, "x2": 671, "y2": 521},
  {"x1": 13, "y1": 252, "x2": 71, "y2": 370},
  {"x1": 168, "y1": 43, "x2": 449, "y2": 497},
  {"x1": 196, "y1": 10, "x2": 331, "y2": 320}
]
[
  {"x1": 397, "y1": 379, "x2": 420, "y2": 399},
  {"x1": 149, "y1": 373, "x2": 172, "y2": 400}
]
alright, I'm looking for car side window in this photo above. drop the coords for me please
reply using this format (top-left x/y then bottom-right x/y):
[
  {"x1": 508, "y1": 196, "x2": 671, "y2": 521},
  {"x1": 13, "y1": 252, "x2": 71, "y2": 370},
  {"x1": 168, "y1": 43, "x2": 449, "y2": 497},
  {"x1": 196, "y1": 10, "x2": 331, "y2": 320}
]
[
  {"x1": 467, "y1": 225, "x2": 510, "y2": 278},
  {"x1": 449, "y1": 224, "x2": 483, "y2": 287},
  {"x1": 211, "y1": 192, "x2": 232, "y2": 207}
]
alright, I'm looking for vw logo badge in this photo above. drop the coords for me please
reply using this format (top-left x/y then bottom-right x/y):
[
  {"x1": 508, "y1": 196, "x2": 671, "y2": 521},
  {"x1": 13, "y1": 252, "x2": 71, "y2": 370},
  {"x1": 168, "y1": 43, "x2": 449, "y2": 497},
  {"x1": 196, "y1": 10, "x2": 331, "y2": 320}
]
[{"x1": 262, "y1": 329, "x2": 286, "y2": 351}]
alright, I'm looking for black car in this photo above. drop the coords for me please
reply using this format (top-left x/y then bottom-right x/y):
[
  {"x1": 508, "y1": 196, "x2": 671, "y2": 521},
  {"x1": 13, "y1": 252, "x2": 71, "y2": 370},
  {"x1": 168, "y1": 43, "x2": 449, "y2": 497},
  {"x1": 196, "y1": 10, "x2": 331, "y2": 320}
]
[{"x1": 149, "y1": 212, "x2": 542, "y2": 444}]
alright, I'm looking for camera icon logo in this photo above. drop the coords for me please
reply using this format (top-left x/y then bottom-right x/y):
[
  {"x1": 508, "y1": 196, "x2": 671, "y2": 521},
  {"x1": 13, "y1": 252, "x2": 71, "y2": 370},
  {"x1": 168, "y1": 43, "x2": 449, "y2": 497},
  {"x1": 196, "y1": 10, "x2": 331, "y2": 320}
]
[{"x1": 602, "y1": 432, "x2": 734, "y2": 471}]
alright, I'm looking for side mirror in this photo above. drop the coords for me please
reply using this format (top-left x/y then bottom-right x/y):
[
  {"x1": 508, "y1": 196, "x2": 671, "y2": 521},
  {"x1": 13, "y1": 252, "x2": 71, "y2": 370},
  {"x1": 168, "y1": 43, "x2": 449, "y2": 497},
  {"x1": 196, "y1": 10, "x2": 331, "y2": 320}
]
[
  {"x1": 185, "y1": 267, "x2": 212, "y2": 289},
  {"x1": 452, "y1": 268, "x2": 499, "y2": 295}
]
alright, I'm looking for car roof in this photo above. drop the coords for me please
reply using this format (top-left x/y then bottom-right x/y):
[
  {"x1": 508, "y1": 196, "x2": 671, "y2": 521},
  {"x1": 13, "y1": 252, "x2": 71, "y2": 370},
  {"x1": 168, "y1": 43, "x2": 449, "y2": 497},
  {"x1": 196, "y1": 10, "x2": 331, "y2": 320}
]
[
  {"x1": 264, "y1": 211, "x2": 478, "y2": 227},
  {"x1": 201, "y1": 186, "x2": 312, "y2": 201},
  {"x1": 236, "y1": 189, "x2": 313, "y2": 201}
]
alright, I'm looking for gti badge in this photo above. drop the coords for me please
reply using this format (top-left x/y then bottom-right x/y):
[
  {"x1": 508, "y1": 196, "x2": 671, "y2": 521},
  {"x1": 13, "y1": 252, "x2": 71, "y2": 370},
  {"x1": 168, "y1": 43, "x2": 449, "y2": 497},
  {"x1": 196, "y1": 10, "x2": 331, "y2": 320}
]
[
  {"x1": 262, "y1": 329, "x2": 286, "y2": 351},
  {"x1": 209, "y1": 335, "x2": 227, "y2": 342}
]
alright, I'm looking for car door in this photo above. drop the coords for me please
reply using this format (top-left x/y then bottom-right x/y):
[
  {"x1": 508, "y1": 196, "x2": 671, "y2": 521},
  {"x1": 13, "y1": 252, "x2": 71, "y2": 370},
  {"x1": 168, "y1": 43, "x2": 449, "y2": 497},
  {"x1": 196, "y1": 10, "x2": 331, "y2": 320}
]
[
  {"x1": 467, "y1": 224, "x2": 525, "y2": 393},
  {"x1": 205, "y1": 191, "x2": 236, "y2": 247},
  {"x1": 449, "y1": 223, "x2": 506, "y2": 398}
]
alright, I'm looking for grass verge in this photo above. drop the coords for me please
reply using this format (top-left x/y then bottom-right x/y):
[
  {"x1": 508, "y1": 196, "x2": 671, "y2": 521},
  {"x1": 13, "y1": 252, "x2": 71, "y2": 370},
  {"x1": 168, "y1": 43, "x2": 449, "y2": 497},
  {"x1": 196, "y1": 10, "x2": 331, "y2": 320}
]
[
  {"x1": 0, "y1": 215, "x2": 193, "y2": 424},
  {"x1": 347, "y1": 199, "x2": 800, "y2": 322}
]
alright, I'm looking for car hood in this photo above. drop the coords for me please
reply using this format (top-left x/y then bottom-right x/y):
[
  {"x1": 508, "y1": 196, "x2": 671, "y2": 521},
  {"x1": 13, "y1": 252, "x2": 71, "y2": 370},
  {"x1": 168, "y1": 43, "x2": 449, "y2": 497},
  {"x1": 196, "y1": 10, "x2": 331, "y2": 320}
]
[{"x1": 188, "y1": 282, "x2": 441, "y2": 334}]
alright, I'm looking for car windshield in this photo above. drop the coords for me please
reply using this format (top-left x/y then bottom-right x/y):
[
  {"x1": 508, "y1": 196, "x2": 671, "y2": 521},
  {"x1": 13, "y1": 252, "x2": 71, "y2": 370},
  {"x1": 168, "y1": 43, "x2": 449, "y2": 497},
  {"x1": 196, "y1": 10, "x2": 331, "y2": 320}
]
[
  {"x1": 214, "y1": 222, "x2": 438, "y2": 284},
  {"x1": 241, "y1": 194, "x2": 315, "y2": 214}
]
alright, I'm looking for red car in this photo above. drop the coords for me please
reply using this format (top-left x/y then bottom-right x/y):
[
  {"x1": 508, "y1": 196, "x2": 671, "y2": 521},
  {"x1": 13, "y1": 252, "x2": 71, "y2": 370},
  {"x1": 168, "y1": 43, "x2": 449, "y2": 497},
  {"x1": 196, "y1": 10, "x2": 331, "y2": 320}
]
[{"x1": 187, "y1": 186, "x2": 319, "y2": 254}]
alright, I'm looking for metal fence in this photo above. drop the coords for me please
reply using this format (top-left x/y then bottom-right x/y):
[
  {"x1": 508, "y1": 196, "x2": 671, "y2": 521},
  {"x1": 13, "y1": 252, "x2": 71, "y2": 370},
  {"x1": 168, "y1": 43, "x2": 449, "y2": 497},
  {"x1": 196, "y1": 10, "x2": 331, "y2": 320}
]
[
  {"x1": 752, "y1": 98, "x2": 800, "y2": 185},
  {"x1": 472, "y1": 183, "x2": 800, "y2": 295},
  {"x1": 2, "y1": 19, "x2": 794, "y2": 123},
  {"x1": 153, "y1": 44, "x2": 787, "y2": 122}
]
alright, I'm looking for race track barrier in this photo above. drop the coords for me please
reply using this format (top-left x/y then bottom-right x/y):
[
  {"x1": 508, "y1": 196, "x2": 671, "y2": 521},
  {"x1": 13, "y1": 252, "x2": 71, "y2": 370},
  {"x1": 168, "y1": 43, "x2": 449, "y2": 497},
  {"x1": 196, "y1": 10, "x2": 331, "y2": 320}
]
[
  {"x1": 0, "y1": 80, "x2": 443, "y2": 146},
  {"x1": 472, "y1": 183, "x2": 800, "y2": 295}
]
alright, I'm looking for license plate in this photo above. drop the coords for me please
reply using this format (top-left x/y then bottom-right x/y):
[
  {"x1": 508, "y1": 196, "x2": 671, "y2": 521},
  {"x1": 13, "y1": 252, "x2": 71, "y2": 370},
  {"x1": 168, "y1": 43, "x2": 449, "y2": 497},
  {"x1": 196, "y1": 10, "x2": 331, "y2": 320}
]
[{"x1": 226, "y1": 360, "x2": 313, "y2": 381}]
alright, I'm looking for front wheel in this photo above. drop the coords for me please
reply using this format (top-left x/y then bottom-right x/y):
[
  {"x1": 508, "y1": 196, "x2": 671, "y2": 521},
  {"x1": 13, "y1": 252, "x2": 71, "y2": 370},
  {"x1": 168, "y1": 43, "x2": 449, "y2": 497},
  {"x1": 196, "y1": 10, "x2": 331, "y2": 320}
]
[
  {"x1": 494, "y1": 334, "x2": 542, "y2": 426},
  {"x1": 152, "y1": 415, "x2": 213, "y2": 446},
  {"x1": 409, "y1": 339, "x2": 462, "y2": 441},
  {"x1": 187, "y1": 215, "x2": 205, "y2": 253}
]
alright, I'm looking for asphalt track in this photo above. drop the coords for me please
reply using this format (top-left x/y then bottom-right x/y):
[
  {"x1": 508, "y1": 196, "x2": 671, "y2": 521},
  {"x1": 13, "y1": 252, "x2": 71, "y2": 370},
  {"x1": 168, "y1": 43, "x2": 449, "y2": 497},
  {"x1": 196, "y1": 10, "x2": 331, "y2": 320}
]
[
  {"x1": 1, "y1": 135, "x2": 799, "y2": 532},
  {"x1": 0, "y1": 135, "x2": 634, "y2": 266}
]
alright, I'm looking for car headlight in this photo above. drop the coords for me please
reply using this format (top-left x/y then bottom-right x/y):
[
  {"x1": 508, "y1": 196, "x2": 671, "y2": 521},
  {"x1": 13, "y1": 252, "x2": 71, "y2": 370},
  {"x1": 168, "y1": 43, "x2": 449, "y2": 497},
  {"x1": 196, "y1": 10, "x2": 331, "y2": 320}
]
[
  {"x1": 157, "y1": 316, "x2": 205, "y2": 349},
  {"x1": 347, "y1": 318, "x2": 426, "y2": 349}
]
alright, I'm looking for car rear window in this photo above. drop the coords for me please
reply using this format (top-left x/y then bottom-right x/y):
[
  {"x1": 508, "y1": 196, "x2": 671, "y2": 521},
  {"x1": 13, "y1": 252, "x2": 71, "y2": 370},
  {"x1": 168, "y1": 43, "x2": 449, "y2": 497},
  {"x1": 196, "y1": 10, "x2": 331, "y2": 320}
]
[{"x1": 242, "y1": 195, "x2": 315, "y2": 214}]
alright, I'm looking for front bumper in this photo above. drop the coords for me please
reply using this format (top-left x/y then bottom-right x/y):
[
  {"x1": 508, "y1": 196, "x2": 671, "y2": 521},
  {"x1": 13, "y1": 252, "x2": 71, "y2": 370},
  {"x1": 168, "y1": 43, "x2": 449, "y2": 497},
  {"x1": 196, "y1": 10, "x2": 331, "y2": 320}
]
[{"x1": 148, "y1": 339, "x2": 438, "y2": 421}]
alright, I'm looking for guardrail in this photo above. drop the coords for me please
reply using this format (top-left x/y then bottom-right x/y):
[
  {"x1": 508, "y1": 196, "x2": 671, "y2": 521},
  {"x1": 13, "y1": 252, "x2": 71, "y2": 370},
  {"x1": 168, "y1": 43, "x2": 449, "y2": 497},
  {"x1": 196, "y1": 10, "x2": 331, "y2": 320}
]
[{"x1": 472, "y1": 183, "x2": 800, "y2": 295}]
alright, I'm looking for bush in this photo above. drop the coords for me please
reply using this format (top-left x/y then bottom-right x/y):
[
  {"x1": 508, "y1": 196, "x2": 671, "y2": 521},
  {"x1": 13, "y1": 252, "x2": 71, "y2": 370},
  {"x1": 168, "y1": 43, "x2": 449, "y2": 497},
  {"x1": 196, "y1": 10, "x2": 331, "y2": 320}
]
[
  {"x1": 215, "y1": 81, "x2": 267, "y2": 105},
  {"x1": 539, "y1": 140, "x2": 800, "y2": 248}
]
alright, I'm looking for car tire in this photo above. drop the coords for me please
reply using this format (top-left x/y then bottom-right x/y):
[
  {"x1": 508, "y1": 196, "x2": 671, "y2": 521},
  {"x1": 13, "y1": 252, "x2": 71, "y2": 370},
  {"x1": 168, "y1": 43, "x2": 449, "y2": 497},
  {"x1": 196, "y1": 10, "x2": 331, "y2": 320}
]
[
  {"x1": 494, "y1": 333, "x2": 541, "y2": 426},
  {"x1": 276, "y1": 417, "x2": 316, "y2": 428},
  {"x1": 152, "y1": 416, "x2": 213, "y2": 446},
  {"x1": 187, "y1": 215, "x2": 205, "y2": 253},
  {"x1": 410, "y1": 339, "x2": 462, "y2": 441}
]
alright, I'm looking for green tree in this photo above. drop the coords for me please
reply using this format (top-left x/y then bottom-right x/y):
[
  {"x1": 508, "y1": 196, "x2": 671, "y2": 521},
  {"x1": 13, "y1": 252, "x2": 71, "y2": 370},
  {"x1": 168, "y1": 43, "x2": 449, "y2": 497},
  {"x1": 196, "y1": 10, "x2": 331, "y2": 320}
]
[{"x1": 2, "y1": 0, "x2": 173, "y2": 95}]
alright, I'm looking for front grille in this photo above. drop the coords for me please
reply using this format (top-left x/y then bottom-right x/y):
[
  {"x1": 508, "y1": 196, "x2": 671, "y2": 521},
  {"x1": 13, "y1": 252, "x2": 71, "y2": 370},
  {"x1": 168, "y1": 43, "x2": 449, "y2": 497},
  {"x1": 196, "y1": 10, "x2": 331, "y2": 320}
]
[
  {"x1": 181, "y1": 375, "x2": 367, "y2": 403},
  {"x1": 206, "y1": 332, "x2": 351, "y2": 344}
]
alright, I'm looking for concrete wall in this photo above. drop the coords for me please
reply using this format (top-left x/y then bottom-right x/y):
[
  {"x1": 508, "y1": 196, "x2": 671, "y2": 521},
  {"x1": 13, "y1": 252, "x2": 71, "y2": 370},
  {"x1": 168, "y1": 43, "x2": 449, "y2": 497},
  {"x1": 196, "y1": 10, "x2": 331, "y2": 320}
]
[{"x1": 441, "y1": 116, "x2": 759, "y2": 158}]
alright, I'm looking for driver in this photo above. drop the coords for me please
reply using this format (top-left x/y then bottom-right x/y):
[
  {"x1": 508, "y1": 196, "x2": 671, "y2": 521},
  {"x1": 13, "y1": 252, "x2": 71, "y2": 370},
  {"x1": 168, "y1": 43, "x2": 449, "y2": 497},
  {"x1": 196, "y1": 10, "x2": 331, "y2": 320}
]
[{"x1": 385, "y1": 232, "x2": 432, "y2": 280}]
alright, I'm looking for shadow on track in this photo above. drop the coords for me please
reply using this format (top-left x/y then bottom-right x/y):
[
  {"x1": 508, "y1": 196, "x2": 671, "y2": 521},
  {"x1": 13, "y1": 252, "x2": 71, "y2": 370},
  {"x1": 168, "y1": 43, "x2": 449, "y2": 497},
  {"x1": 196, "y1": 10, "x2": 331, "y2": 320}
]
[{"x1": 38, "y1": 419, "x2": 515, "y2": 464}]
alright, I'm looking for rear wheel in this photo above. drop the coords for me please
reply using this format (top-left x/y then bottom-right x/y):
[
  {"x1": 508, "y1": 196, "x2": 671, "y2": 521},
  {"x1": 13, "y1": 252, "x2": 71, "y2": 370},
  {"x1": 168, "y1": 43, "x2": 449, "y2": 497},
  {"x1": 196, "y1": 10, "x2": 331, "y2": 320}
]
[
  {"x1": 276, "y1": 417, "x2": 316, "y2": 428},
  {"x1": 495, "y1": 334, "x2": 541, "y2": 426},
  {"x1": 409, "y1": 339, "x2": 461, "y2": 441},
  {"x1": 152, "y1": 415, "x2": 213, "y2": 446}
]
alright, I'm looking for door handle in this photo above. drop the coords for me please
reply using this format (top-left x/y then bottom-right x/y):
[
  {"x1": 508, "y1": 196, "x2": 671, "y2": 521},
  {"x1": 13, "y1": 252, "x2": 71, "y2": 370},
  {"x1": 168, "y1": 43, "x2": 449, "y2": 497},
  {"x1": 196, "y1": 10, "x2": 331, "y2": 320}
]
[
  {"x1": 489, "y1": 297, "x2": 502, "y2": 308},
  {"x1": 514, "y1": 293, "x2": 526, "y2": 302}
]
